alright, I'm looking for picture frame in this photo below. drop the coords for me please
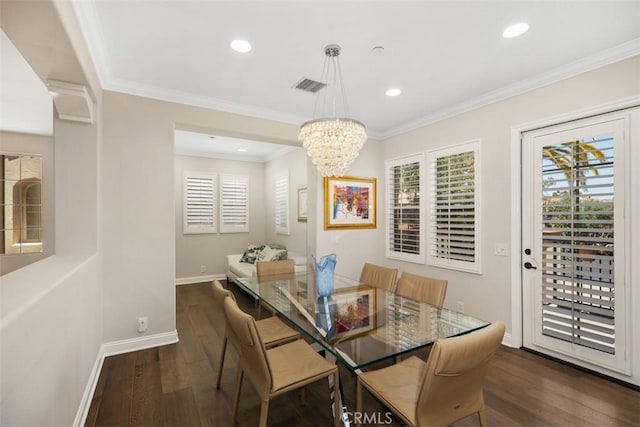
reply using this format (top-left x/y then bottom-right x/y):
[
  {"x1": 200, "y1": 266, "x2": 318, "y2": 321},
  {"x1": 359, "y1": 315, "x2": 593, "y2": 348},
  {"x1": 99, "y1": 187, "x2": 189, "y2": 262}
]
[
  {"x1": 297, "y1": 186, "x2": 308, "y2": 222},
  {"x1": 324, "y1": 176, "x2": 376, "y2": 229},
  {"x1": 328, "y1": 285, "x2": 377, "y2": 342}
]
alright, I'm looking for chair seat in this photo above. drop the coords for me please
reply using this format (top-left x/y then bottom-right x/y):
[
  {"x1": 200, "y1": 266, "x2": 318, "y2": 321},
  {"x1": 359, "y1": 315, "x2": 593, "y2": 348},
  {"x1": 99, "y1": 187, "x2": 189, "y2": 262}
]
[
  {"x1": 267, "y1": 339, "x2": 337, "y2": 393},
  {"x1": 358, "y1": 356, "x2": 426, "y2": 426},
  {"x1": 256, "y1": 316, "x2": 300, "y2": 347}
]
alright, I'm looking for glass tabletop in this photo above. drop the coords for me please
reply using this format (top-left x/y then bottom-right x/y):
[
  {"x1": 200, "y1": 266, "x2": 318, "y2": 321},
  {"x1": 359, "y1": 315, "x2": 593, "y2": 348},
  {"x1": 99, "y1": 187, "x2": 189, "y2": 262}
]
[{"x1": 237, "y1": 272, "x2": 489, "y2": 371}]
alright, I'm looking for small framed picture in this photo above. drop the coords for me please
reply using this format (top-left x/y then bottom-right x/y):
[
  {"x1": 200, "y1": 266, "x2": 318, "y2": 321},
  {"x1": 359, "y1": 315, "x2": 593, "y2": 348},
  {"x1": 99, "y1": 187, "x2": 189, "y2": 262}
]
[
  {"x1": 297, "y1": 186, "x2": 308, "y2": 222},
  {"x1": 324, "y1": 176, "x2": 376, "y2": 229}
]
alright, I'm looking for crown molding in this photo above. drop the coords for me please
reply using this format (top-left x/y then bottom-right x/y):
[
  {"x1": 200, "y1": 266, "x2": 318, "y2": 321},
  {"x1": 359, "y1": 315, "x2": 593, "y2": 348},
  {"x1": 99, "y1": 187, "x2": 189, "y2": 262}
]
[{"x1": 381, "y1": 38, "x2": 640, "y2": 139}]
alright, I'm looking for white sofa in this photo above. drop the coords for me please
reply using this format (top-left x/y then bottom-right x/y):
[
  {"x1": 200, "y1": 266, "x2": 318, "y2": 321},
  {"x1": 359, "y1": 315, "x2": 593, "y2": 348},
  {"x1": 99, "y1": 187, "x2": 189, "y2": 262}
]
[{"x1": 226, "y1": 251, "x2": 307, "y2": 284}]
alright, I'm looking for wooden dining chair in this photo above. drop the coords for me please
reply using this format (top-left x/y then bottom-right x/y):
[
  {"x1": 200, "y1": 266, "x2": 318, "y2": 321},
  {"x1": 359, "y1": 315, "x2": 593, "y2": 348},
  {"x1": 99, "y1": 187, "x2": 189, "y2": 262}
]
[
  {"x1": 211, "y1": 280, "x2": 299, "y2": 389},
  {"x1": 359, "y1": 263, "x2": 398, "y2": 293},
  {"x1": 356, "y1": 321, "x2": 505, "y2": 427},
  {"x1": 223, "y1": 295, "x2": 341, "y2": 427},
  {"x1": 395, "y1": 272, "x2": 448, "y2": 307}
]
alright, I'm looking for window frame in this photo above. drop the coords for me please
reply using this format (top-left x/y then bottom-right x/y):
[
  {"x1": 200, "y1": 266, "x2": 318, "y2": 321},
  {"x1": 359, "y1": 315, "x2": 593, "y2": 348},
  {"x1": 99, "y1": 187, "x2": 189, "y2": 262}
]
[
  {"x1": 426, "y1": 140, "x2": 482, "y2": 274},
  {"x1": 385, "y1": 153, "x2": 425, "y2": 264}
]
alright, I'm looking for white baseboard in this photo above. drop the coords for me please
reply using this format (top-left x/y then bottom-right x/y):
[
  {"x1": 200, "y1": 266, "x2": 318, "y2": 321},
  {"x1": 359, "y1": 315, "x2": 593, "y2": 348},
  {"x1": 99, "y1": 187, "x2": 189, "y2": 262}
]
[
  {"x1": 175, "y1": 273, "x2": 226, "y2": 286},
  {"x1": 73, "y1": 330, "x2": 178, "y2": 427},
  {"x1": 102, "y1": 330, "x2": 179, "y2": 356},
  {"x1": 73, "y1": 346, "x2": 105, "y2": 427},
  {"x1": 502, "y1": 332, "x2": 515, "y2": 348}
]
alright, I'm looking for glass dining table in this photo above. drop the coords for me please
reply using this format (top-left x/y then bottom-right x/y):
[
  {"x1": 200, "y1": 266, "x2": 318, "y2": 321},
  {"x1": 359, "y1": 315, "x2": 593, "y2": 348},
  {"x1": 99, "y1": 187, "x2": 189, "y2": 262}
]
[{"x1": 237, "y1": 272, "x2": 489, "y2": 373}]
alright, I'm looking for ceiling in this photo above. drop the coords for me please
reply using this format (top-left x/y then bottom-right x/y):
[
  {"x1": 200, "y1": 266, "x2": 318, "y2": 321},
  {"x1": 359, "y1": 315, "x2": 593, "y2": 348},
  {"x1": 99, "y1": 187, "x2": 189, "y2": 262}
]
[{"x1": 71, "y1": 2, "x2": 640, "y2": 140}]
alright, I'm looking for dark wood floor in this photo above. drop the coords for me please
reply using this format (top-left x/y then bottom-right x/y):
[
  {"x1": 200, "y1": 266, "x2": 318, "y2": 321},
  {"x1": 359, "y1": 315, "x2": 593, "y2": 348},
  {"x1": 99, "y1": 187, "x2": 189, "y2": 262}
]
[{"x1": 86, "y1": 281, "x2": 640, "y2": 426}]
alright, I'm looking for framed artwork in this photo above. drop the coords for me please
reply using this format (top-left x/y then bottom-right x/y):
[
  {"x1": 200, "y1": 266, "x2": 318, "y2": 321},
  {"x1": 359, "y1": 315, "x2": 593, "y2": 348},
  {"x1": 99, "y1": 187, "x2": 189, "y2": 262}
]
[
  {"x1": 328, "y1": 286, "x2": 377, "y2": 342},
  {"x1": 324, "y1": 176, "x2": 376, "y2": 229},
  {"x1": 297, "y1": 186, "x2": 308, "y2": 222}
]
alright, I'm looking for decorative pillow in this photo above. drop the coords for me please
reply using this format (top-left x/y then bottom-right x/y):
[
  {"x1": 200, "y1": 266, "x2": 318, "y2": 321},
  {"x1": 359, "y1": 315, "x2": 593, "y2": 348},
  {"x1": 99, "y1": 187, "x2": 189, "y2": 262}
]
[
  {"x1": 240, "y1": 244, "x2": 265, "y2": 264},
  {"x1": 257, "y1": 245, "x2": 288, "y2": 262},
  {"x1": 266, "y1": 243, "x2": 287, "y2": 250}
]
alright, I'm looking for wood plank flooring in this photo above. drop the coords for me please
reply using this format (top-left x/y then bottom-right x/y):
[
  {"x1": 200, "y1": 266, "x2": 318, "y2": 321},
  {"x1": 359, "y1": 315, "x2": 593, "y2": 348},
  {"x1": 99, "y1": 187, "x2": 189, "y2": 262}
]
[{"x1": 86, "y1": 282, "x2": 640, "y2": 426}]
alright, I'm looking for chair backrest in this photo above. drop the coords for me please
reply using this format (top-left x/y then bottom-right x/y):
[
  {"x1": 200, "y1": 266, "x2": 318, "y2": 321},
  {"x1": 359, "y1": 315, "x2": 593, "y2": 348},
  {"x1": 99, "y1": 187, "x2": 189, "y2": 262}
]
[
  {"x1": 212, "y1": 280, "x2": 236, "y2": 307},
  {"x1": 359, "y1": 263, "x2": 398, "y2": 293},
  {"x1": 223, "y1": 296, "x2": 273, "y2": 398},
  {"x1": 256, "y1": 259, "x2": 295, "y2": 281},
  {"x1": 416, "y1": 321, "x2": 505, "y2": 426},
  {"x1": 395, "y1": 272, "x2": 448, "y2": 307}
]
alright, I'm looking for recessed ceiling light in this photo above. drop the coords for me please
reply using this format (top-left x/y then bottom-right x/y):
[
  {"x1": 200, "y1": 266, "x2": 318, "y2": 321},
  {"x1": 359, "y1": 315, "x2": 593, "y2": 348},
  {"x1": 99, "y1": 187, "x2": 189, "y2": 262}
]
[
  {"x1": 237, "y1": 148, "x2": 247, "y2": 153},
  {"x1": 385, "y1": 88, "x2": 402, "y2": 97},
  {"x1": 502, "y1": 22, "x2": 529, "y2": 38},
  {"x1": 230, "y1": 39, "x2": 252, "y2": 53}
]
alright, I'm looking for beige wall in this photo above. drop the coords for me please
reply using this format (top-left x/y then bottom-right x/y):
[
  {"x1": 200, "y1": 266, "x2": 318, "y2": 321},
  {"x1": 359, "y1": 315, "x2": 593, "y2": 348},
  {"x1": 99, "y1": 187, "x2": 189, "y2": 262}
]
[
  {"x1": 101, "y1": 90, "x2": 300, "y2": 343},
  {"x1": 264, "y1": 147, "x2": 308, "y2": 255}
]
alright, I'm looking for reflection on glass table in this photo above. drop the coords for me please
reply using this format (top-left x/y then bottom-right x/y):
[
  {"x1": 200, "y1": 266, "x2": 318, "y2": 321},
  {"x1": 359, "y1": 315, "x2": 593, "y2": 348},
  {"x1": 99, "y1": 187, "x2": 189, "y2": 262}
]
[{"x1": 236, "y1": 272, "x2": 489, "y2": 372}]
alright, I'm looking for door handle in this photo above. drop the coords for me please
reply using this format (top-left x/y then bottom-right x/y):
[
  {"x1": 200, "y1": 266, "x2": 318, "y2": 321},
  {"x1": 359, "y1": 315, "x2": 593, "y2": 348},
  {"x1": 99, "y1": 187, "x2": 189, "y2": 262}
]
[{"x1": 524, "y1": 262, "x2": 537, "y2": 270}]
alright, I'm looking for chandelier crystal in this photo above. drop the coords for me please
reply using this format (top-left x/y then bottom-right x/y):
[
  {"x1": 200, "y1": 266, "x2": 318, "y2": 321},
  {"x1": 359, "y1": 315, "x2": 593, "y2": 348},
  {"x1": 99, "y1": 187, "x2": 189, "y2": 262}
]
[{"x1": 299, "y1": 45, "x2": 367, "y2": 177}]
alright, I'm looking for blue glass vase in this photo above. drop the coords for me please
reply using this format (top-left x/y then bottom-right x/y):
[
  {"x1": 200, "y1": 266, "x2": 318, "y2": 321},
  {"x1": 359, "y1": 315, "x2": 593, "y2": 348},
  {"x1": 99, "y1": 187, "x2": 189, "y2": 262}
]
[{"x1": 314, "y1": 253, "x2": 336, "y2": 297}]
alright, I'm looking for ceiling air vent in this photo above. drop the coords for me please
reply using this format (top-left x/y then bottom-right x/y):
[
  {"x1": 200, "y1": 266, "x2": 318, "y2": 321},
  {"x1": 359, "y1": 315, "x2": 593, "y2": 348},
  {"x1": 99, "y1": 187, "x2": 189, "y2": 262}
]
[{"x1": 293, "y1": 77, "x2": 326, "y2": 93}]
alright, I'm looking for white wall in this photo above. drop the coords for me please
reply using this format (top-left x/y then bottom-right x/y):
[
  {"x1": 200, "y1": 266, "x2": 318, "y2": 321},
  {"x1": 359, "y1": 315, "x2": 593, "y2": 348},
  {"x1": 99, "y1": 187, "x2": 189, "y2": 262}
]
[
  {"x1": 0, "y1": 1, "x2": 103, "y2": 425},
  {"x1": 174, "y1": 154, "x2": 267, "y2": 280},
  {"x1": 313, "y1": 140, "x2": 387, "y2": 280}
]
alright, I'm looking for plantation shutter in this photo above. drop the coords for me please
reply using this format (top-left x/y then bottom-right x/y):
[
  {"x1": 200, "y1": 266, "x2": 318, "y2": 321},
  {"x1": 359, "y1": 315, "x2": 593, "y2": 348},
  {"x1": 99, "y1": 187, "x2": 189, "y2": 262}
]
[
  {"x1": 275, "y1": 171, "x2": 290, "y2": 235},
  {"x1": 541, "y1": 136, "x2": 615, "y2": 354},
  {"x1": 220, "y1": 174, "x2": 249, "y2": 233},
  {"x1": 183, "y1": 172, "x2": 217, "y2": 234},
  {"x1": 427, "y1": 141, "x2": 481, "y2": 273},
  {"x1": 386, "y1": 154, "x2": 424, "y2": 263}
]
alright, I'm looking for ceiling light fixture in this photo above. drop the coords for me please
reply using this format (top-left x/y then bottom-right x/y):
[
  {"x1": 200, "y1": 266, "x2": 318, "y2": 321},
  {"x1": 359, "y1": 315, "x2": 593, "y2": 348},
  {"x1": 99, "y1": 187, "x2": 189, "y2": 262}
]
[
  {"x1": 502, "y1": 22, "x2": 529, "y2": 38},
  {"x1": 385, "y1": 88, "x2": 402, "y2": 97},
  {"x1": 298, "y1": 44, "x2": 367, "y2": 177},
  {"x1": 237, "y1": 148, "x2": 247, "y2": 152},
  {"x1": 230, "y1": 39, "x2": 252, "y2": 53}
]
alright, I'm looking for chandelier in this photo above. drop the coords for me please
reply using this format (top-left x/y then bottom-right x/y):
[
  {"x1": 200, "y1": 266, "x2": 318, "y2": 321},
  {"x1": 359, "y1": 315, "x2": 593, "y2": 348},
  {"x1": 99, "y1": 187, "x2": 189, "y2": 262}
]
[{"x1": 298, "y1": 44, "x2": 367, "y2": 177}]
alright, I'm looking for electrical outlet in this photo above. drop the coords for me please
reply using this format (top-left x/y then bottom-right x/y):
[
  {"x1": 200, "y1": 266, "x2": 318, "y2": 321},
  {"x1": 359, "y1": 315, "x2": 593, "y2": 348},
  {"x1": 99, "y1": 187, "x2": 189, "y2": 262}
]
[
  {"x1": 456, "y1": 301, "x2": 465, "y2": 313},
  {"x1": 494, "y1": 243, "x2": 508, "y2": 257},
  {"x1": 137, "y1": 316, "x2": 148, "y2": 333},
  {"x1": 200, "y1": 265, "x2": 206, "y2": 273}
]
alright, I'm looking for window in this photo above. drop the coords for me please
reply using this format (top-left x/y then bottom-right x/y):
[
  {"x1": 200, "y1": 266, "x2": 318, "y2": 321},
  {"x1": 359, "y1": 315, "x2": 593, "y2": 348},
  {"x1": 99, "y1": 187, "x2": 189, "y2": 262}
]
[
  {"x1": 1, "y1": 154, "x2": 43, "y2": 254},
  {"x1": 220, "y1": 174, "x2": 249, "y2": 233},
  {"x1": 427, "y1": 140, "x2": 481, "y2": 273},
  {"x1": 183, "y1": 172, "x2": 217, "y2": 234},
  {"x1": 386, "y1": 154, "x2": 424, "y2": 263},
  {"x1": 275, "y1": 170, "x2": 290, "y2": 235}
]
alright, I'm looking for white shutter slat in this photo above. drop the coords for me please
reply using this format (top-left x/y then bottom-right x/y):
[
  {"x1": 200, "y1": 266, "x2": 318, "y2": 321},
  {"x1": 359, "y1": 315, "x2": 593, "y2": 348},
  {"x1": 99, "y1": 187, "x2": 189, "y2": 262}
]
[
  {"x1": 183, "y1": 173, "x2": 217, "y2": 234},
  {"x1": 220, "y1": 174, "x2": 249, "y2": 233}
]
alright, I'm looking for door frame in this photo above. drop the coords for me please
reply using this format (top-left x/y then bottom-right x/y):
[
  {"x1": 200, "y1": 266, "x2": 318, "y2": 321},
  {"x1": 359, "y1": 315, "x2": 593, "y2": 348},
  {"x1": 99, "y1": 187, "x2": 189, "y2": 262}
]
[{"x1": 508, "y1": 95, "x2": 640, "y2": 352}]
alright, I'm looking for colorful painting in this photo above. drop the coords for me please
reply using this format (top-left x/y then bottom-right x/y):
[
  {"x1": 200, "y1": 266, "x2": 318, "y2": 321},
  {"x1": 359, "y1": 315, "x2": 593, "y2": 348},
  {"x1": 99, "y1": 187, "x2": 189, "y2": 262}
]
[
  {"x1": 328, "y1": 286, "x2": 376, "y2": 342},
  {"x1": 324, "y1": 176, "x2": 376, "y2": 229}
]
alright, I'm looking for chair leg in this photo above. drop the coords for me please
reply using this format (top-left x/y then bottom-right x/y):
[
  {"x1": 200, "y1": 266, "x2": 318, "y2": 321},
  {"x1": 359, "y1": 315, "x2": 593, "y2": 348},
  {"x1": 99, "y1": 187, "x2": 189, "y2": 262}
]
[
  {"x1": 258, "y1": 400, "x2": 270, "y2": 427},
  {"x1": 300, "y1": 386, "x2": 306, "y2": 405},
  {"x1": 216, "y1": 337, "x2": 228, "y2": 389},
  {"x1": 356, "y1": 378, "x2": 363, "y2": 427},
  {"x1": 478, "y1": 408, "x2": 488, "y2": 427},
  {"x1": 333, "y1": 370, "x2": 341, "y2": 427},
  {"x1": 231, "y1": 368, "x2": 244, "y2": 426}
]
